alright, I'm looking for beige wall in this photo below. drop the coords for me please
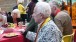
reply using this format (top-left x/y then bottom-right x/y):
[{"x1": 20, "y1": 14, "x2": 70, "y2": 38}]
[
  {"x1": 0, "y1": 0, "x2": 27, "y2": 12},
  {"x1": 0, "y1": 0, "x2": 16, "y2": 12}
]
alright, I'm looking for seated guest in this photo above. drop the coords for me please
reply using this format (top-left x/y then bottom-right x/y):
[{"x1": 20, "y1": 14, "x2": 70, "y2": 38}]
[
  {"x1": 49, "y1": 1, "x2": 73, "y2": 35},
  {"x1": 23, "y1": 2, "x2": 62, "y2": 42},
  {"x1": 0, "y1": 12, "x2": 4, "y2": 27},
  {"x1": 8, "y1": 9, "x2": 22, "y2": 25},
  {"x1": 2, "y1": 11, "x2": 7, "y2": 24},
  {"x1": 23, "y1": 0, "x2": 38, "y2": 33},
  {"x1": 0, "y1": 11, "x2": 8, "y2": 27}
]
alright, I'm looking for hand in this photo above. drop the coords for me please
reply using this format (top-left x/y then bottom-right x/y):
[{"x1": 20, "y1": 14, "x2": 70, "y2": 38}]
[
  {"x1": 18, "y1": 29, "x2": 25, "y2": 34},
  {"x1": 2, "y1": 23, "x2": 8, "y2": 27}
]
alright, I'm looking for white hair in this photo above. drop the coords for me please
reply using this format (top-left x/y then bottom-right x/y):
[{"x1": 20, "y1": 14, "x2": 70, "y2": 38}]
[
  {"x1": 17, "y1": 0, "x2": 24, "y2": 4},
  {"x1": 34, "y1": 2, "x2": 51, "y2": 18},
  {"x1": 11, "y1": 9, "x2": 20, "y2": 18},
  {"x1": 49, "y1": 1, "x2": 60, "y2": 8}
]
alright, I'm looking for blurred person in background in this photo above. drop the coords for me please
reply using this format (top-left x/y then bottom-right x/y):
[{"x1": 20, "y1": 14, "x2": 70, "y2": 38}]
[
  {"x1": 23, "y1": 18, "x2": 38, "y2": 42},
  {"x1": 13, "y1": 1, "x2": 18, "y2": 10},
  {"x1": 11, "y1": 9, "x2": 22, "y2": 25},
  {"x1": 7, "y1": 12, "x2": 13, "y2": 23},
  {"x1": 17, "y1": 0, "x2": 27, "y2": 25},
  {"x1": 1, "y1": 11, "x2": 7, "y2": 25},
  {"x1": 0, "y1": 8, "x2": 7, "y2": 27},
  {"x1": 7, "y1": 12, "x2": 11, "y2": 16},
  {"x1": 0, "y1": 12, "x2": 4, "y2": 27},
  {"x1": 23, "y1": 1, "x2": 38, "y2": 42},
  {"x1": 23, "y1": 0, "x2": 38, "y2": 33},
  {"x1": 49, "y1": 1, "x2": 73, "y2": 35},
  {"x1": 26, "y1": 0, "x2": 38, "y2": 22},
  {"x1": 2, "y1": 11, "x2": 8, "y2": 16},
  {"x1": 23, "y1": 18, "x2": 38, "y2": 33},
  {"x1": 23, "y1": 2, "x2": 62, "y2": 42}
]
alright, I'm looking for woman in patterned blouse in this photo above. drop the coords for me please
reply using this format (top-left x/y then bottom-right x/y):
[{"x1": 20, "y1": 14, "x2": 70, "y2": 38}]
[{"x1": 24, "y1": 2, "x2": 62, "y2": 42}]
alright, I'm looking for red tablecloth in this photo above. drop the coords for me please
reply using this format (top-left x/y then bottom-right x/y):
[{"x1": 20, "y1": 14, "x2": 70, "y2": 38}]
[
  {"x1": 0, "y1": 33, "x2": 24, "y2": 42},
  {"x1": 0, "y1": 27, "x2": 30, "y2": 42}
]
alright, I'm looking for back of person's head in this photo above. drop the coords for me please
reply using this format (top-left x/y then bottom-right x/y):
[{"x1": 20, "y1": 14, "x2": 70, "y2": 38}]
[
  {"x1": 34, "y1": 2, "x2": 51, "y2": 18},
  {"x1": 11, "y1": 9, "x2": 20, "y2": 18},
  {"x1": 2, "y1": 11, "x2": 6, "y2": 14},
  {"x1": 49, "y1": 1, "x2": 61, "y2": 17}
]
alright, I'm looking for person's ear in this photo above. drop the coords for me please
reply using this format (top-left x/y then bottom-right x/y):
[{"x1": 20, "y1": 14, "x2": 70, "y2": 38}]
[{"x1": 40, "y1": 13, "x2": 45, "y2": 19}]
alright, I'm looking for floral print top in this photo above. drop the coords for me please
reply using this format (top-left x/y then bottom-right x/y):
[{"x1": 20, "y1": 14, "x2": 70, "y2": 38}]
[{"x1": 26, "y1": 20, "x2": 62, "y2": 42}]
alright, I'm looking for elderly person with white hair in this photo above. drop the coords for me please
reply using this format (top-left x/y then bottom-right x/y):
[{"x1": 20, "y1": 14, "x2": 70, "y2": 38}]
[
  {"x1": 49, "y1": 1, "x2": 73, "y2": 36},
  {"x1": 23, "y1": 2, "x2": 62, "y2": 42},
  {"x1": 11, "y1": 9, "x2": 22, "y2": 24}
]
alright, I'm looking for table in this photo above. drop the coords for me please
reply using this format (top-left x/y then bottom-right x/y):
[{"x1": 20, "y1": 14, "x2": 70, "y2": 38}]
[
  {"x1": 0, "y1": 33, "x2": 23, "y2": 42},
  {"x1": 0, "y1": 27, "x2": 30, "y2": 42}
]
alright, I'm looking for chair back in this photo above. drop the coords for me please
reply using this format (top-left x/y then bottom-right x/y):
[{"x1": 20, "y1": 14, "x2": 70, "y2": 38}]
[{"x1": 62, "y1": 33, "x2": 74, "y2": 42}]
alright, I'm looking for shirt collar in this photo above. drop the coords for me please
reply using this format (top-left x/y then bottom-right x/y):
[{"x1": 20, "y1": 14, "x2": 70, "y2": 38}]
[{"x1": 39, "y1": 17, "x2": 51, "y2": 28}]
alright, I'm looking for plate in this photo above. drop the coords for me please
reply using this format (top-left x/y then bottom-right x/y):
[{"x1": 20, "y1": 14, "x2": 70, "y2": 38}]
[{"x1": 3, "y1": 33, "x2": 18, "y2": 38}]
